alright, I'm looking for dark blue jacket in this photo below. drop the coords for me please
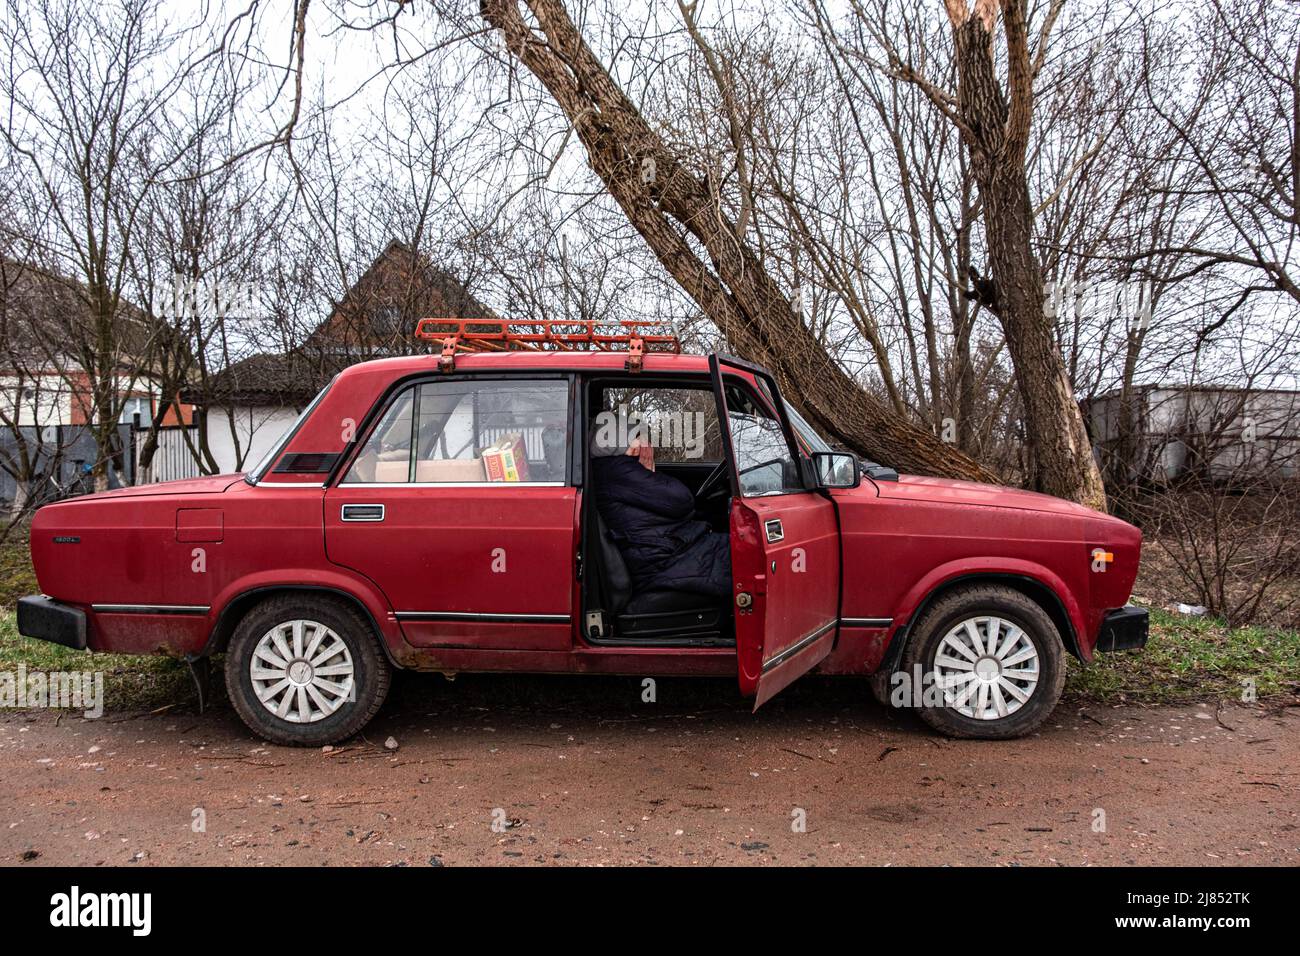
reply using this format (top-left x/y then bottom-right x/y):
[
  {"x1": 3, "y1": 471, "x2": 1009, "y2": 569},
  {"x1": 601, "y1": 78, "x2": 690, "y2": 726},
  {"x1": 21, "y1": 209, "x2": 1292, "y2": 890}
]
[{"x1": 591, "y1": 455, "x2": 731, "y2": 599}]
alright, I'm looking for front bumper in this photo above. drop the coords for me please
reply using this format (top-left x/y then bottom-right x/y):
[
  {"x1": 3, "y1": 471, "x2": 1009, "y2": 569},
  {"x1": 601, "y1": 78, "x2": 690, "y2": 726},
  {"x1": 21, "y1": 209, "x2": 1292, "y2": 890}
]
[
  {"x1": 16, "y1": 596, "x2": 87, "y2": 650},
  {"x1": 1094, "y1": 605, "x2": 1149, "y2": 653}
]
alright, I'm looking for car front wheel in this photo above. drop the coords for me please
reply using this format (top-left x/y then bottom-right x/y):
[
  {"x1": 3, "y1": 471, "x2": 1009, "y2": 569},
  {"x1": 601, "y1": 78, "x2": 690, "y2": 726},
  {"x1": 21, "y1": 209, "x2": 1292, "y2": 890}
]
[
  {"x1": 899, "y1": 585, "x2": 1067, "y2": 739},
  {"x1": 224, "y1": 595, "x2": 392, "y2": 746}
]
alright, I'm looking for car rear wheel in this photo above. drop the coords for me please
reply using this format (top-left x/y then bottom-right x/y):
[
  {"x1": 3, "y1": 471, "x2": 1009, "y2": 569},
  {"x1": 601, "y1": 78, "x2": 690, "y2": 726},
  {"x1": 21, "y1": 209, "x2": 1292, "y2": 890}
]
[
  {"x1": 899, "y1": 585, "x2": 1067, "y2": 739},
  {"x1": 224, "y1": 595, "x2": 392, "y2": 746}
]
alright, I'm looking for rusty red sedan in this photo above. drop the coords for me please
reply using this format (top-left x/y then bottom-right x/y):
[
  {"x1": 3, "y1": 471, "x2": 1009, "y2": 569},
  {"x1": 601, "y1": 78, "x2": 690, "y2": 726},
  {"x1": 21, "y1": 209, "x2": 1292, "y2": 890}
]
[{"x1": 19, "y1": 320, "x2": 1147, "y2": 745}]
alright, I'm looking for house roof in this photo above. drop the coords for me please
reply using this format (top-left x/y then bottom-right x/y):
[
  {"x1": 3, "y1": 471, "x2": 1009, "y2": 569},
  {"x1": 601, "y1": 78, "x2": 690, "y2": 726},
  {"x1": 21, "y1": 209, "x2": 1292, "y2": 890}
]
[
  {"x1": 304, "y1": 239, "x2": 495, "y2": 356},
  {"x1": 0, "y1": 259, "x2": 162, "y2": 375},
  {"x1": 182, "y1": 351, "x2": 337, "y2": 406},
  {"x1": 193, "y1": 240, "x2": 494, "y2": 406}
]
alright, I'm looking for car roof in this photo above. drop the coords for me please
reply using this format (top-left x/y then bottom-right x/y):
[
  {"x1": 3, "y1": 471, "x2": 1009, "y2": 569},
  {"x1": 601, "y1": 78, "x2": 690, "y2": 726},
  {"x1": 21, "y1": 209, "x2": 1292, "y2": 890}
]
[{"x1": 336, "y1": 350, "x2": 714, "y2": 381}]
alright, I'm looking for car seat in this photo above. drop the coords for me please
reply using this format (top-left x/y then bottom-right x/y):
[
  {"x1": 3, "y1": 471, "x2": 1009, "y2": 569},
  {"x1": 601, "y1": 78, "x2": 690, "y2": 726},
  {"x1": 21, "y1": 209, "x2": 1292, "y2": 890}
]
[{"x1": 588, "y1": 509, "x2": 730, "y2": 642}]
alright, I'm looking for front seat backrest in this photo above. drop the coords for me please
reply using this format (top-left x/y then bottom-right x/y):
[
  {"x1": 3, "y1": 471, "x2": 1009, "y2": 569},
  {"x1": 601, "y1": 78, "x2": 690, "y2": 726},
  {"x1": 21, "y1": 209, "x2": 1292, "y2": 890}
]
[{"x1": 593, "y1": 510, "x2": 632, "y2": 614}]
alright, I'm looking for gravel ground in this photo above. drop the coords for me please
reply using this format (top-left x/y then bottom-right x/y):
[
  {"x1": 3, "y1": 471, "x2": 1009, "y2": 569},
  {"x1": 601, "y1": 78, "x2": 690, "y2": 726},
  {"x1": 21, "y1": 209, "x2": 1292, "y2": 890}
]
[{"x1": 1, "y1": 673, "x2": 1296, "y2": 866}]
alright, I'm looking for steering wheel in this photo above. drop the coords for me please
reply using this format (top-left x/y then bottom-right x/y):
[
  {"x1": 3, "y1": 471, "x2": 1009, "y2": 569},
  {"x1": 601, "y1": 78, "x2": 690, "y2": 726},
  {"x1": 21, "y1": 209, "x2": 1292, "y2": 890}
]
[{"x1": 694, "y1": 459, "x2": 730, "y2": 503}]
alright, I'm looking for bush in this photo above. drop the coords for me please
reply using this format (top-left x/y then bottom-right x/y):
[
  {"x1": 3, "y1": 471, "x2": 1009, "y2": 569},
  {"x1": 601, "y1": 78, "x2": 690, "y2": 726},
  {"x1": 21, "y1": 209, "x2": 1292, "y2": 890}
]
[{"x1": 1123, "y1": 481, "x2": 1300, "y2": 629}]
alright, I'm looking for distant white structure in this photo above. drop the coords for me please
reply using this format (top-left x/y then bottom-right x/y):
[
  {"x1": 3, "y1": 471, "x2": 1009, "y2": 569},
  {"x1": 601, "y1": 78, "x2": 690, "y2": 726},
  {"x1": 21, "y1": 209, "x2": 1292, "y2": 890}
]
[
  {"x1": 201, "y1": 403, "x2": 304, "y2": 475},
  {"x1": 1088, "y1": 385, "x2": 1300, "y2": 481}
]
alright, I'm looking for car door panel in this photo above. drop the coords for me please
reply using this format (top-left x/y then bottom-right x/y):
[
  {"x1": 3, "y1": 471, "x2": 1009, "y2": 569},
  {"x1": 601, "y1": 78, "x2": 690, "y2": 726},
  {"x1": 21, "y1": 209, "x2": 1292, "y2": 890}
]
[
  {"x1": 709, "y1": 355, "x2": 842, "y2": 707},
  {"x1": 730, "y1": 494, "x2": 841, "y2": 706},
  {"x1": 325, "y1": 486, "x2": 577, "y2": 650},
  {"x1": 323, "y1": 375, "x2": 577, "y2": 651}
]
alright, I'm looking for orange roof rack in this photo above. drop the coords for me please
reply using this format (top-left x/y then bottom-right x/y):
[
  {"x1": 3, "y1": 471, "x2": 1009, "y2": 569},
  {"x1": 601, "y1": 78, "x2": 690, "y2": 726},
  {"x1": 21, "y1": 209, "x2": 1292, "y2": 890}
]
[{"x1": 414, "y1": 318, "x2": 681, "y2": 373}]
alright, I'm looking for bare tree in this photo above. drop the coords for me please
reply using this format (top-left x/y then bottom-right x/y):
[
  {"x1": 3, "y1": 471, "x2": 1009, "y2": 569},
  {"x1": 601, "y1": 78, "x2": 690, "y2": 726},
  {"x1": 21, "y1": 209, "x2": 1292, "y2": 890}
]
[
  {"x1": 835, "y1": 0, "x2": 1107, "y2": 508},
  {"x1": 795, "y1": 2, "x2": 1002, "y2": 454},
  {"x1": 131, "y1": 59, "x2": 290, "y2": 478},
  {"x1": 477, "y1": 0, "x2": 993, "y2": 481},
  {"x1": 1130, "y1": 0, "x2": 1300, "y2": 313},
  {"x1": 0, "y1": 0, "x2": 206, "y2": 489}
]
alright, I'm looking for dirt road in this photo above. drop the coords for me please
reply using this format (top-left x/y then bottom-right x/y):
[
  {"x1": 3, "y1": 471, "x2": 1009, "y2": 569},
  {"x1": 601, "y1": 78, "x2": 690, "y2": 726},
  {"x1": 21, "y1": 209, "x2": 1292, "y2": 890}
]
[{"x1": 1, "y1": 674, "x2": 1296, "y2": 866}]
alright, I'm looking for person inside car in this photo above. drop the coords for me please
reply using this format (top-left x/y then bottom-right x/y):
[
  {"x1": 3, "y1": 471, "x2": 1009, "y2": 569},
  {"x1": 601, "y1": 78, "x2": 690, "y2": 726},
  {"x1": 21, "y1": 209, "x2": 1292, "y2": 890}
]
[{"x1": 590, "y1": 432, "x2": 731, "y2": 600}]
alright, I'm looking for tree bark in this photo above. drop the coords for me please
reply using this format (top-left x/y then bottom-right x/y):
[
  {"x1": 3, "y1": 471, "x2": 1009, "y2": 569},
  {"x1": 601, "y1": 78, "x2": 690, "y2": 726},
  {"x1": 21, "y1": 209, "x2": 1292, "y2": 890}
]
[
  {"x1": 941, "y1": 0, "x2": 1107, "y2": 509},
  {"x1": 480, "y1": 0, "x2": 995, "y2": 482}
]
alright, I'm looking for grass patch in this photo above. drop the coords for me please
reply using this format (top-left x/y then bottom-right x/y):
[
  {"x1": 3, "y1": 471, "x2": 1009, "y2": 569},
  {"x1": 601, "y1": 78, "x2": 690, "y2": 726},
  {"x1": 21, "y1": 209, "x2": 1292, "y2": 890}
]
[
  {"x1": 0, "y1": 529, "x2": 38, "y2": 610},
  {"x1": 0, "y1": 612, "x2": 198, "y2": 712},
  {"x1": 1066, "y1": 607, "x2": 1300, "y2": 704}
]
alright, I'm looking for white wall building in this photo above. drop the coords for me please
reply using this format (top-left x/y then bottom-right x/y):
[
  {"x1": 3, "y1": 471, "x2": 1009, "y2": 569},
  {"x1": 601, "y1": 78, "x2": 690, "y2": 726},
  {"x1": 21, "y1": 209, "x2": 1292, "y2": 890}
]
[{"x1": 201, "y1": 404, "x2": 303, "y2": 475}]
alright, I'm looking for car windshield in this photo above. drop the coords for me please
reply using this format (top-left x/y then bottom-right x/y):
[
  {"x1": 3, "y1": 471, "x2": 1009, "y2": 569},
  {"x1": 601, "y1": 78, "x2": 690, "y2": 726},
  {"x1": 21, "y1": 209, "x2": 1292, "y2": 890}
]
[
  {"x1": 784, "y1": 401, "x2": 832, "y2": 454},
  {"x1": 246, "y1": 380, "x2": 334, "y2": 482}
]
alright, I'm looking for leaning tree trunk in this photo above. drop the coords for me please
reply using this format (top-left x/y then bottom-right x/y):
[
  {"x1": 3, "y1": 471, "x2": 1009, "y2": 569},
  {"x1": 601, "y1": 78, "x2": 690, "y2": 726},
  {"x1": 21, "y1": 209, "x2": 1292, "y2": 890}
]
[
  {"x1": 944, "y1": 0, "x2": 1107, "y2": 510},
  {"x1": 982, "y1": 165, "x2": 1105, "y2": 507},
  {"x1": 481, "y1": 0, "x2": 995, "y2": 482}
]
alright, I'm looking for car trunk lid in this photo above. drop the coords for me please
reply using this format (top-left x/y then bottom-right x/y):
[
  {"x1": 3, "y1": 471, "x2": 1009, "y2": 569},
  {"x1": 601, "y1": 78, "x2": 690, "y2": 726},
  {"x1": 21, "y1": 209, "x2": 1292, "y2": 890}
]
[{"x1": 58, "y1": 474, "x2": 246, "y2": 501}]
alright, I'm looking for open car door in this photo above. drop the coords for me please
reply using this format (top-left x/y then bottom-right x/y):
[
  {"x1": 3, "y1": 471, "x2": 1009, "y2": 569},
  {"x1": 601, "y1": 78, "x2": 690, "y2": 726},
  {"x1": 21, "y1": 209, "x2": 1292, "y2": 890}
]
[{"x1": 710, "y1": 355, "x2": 842, "y2": 708}]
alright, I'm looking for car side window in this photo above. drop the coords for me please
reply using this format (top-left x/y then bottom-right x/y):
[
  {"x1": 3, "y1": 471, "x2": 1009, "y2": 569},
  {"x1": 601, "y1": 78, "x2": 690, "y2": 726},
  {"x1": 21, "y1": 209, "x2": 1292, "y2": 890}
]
[
  {"x1": 723, "y1": 382, "x2": 802, "y2": 496},
  {"x1": 343, "y1": 379, "x2": 570, "y2": 484},
  {"x1": 595, "y1": 384, "x2": 724, "y2": 463}
]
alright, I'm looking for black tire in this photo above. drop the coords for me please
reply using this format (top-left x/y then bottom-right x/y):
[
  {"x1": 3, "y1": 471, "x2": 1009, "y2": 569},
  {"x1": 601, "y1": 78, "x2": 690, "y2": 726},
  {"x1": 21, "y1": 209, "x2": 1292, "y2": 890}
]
[
  {"x1": 224, "y1": 595, "x2": 392, "y2": 746},
  {"x1": 899, "y1": 584, "x2": 1067, "y2": 740},
  {"x1": 868, "y1": 666, "x2": 895, "y2": 708}
]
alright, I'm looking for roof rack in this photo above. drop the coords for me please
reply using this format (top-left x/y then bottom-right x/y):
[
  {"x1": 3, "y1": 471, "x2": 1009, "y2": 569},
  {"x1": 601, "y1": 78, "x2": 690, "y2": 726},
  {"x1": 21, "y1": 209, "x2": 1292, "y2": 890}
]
[{"x1": 414, "y1": 318, "x2": 681, "y2": 373}]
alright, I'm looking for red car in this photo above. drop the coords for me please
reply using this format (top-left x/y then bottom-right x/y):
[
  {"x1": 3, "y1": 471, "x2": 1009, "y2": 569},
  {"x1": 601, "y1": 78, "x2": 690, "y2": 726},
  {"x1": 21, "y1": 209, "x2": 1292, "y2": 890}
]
[{"x1": 18, "y1": 322, "x2": 1147, "y2": 745}]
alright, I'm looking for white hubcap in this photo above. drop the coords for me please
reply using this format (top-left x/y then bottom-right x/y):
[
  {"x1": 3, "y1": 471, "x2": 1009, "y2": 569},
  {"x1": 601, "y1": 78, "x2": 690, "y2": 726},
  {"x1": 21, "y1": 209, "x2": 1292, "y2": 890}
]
[
  {"x1": 250, "y1": 620, "x2": 355, "y2": 724},
  {"x1": 932, "y1": 615, "x2": 1040, "y2": 720}
]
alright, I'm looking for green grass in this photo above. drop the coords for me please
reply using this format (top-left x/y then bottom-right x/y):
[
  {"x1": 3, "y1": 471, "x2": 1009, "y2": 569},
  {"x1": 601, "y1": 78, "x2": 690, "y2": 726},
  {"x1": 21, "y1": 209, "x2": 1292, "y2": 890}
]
[
  {"x1": 0, "y1": 529, "x2": 38, "y2": 609},
  {"x1": 0, "y1": 612, "x2": 197, "y2": 712},
  {"x1": 1066, "y1": 607, "x2": 1300, "y2": 704}
]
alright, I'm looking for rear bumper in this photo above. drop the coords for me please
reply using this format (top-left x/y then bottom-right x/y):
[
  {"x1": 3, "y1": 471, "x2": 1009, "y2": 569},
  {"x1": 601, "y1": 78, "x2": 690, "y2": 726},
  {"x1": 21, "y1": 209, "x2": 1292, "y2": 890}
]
[
  {"x1": 16, "y1": 596, "x2": 88, "y2": 650},
  {"x1": 1094, "y1": 605, "x2": 1149, "y2": 653}
]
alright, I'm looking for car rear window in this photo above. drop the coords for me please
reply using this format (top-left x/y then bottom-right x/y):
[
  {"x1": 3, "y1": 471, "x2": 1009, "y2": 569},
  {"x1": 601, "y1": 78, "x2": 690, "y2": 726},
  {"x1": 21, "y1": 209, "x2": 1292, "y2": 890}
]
[{"x1": 247, "y1": 380, "x2": 334, "y2": 482}]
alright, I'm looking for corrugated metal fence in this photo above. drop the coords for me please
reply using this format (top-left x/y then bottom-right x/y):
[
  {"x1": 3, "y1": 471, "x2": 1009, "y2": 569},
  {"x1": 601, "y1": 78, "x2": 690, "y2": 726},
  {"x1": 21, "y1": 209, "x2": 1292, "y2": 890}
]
[{"x1": 135, "y1": 426, "x2": 201, "y2": 484}]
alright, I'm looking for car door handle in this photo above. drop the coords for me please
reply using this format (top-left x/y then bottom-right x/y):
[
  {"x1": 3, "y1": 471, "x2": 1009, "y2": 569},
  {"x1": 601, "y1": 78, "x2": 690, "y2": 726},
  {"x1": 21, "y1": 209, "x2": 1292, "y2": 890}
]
[{"x1": 341, "y1": 504, "x2": 385, "y2": 522}]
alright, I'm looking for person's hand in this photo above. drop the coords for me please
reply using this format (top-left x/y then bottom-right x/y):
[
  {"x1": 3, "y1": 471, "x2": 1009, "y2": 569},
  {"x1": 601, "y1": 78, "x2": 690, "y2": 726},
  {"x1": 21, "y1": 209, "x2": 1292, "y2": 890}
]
[{"x1": 626, "y1": 438, "x2": 655, "y2": 472}]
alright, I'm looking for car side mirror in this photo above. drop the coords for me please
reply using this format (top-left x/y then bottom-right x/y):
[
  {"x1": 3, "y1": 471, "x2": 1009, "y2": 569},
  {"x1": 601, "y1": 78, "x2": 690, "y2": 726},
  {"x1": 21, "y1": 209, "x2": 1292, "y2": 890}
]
[{"x1": 812, "y1": 451, "x2": 860, "y2": 489}]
